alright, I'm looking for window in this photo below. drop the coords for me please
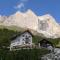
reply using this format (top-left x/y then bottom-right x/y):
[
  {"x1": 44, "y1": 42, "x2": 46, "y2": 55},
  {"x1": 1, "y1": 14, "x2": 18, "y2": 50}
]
[
  {"x1": 25, "y1": 35, "x2": 30, "y2": 44},
  {"x1": 25, "y1": 38, "x2": 29, "y2": 44},
  {"x1": 22, "y1": 39, "x2": 25, "y2": 41},
  {"x1": 28, "y1": 35, "x2": 31, "y2": 38}
]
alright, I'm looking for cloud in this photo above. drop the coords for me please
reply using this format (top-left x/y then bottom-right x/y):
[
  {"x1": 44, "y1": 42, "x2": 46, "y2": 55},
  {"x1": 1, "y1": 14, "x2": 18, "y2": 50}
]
[
  {"x1": 14, "y1": 3, "x2": 24, "y2": 9},
  {"x1": 14, "y1": 0, "x2": 28, "y2": 11}
]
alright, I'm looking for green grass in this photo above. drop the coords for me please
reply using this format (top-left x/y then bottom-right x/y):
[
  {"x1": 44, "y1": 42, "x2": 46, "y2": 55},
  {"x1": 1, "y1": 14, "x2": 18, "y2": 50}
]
[
  {"x1": 0, "y1": 28, "x2": 60, "y2": 60},
  {"x1": 0, "y1": 28, "x2": 19, "y2": 47},
  {"x1": 0, "y1": 48, "x2": 49, "y2": 60},
  {"x1": 0, "y1": 28, "x2": 60, "y2": 48},
  {"x1": 47, "y1": 38, "x2": 60, "y2": 47}
]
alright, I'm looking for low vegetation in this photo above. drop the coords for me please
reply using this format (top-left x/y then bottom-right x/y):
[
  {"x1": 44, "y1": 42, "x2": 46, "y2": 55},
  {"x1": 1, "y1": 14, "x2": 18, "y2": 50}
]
[
  {"x1": 0, "y1": 28, "x2": 60, "y2": 60},
  {"x1": 0, "y1": 28, "x2": 19, "y2": 48},
  {"x1": 0, "y1": 48, "x2": 49, "y2": 60}
]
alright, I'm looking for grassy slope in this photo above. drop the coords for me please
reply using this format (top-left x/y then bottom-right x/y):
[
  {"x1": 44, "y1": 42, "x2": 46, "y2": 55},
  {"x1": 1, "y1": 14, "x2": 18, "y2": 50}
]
[
  {"x1": 0, "y1": 26, "x2": 60, "y2": 47},
  {"x1": 0, "y1": 48, "x2": 50, "y2": 60},
  {"x1": 0, "y1": 28, "x2": 19, "y2": 47},
  {"x1": 0, "y1": 28, "x2": 60, "y2": 60},
  {"x1": 0, "y1": 28, "x2": 50, "y2": 60}
]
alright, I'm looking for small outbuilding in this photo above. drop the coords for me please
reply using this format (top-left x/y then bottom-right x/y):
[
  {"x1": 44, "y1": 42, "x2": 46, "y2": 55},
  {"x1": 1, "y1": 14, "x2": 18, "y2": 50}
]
[{"x1": 38, "y1": 39, "x2": 54, "y2": 51}]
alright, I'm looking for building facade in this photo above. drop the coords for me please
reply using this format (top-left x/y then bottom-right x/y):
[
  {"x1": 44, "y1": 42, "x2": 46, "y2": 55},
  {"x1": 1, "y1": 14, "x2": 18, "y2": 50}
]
[{"x1": 10, "y1": 30, "x2": 33, "y2": 51}]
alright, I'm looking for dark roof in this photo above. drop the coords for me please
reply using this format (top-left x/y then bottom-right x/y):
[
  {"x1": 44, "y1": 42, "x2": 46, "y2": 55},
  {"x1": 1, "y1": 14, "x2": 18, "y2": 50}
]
[
  {"x1": 38, "y1": 39, "x2": 53, "y2": 46},
  {"x1": 11, "y1": 30, "x2": 33, "y2": 40}
]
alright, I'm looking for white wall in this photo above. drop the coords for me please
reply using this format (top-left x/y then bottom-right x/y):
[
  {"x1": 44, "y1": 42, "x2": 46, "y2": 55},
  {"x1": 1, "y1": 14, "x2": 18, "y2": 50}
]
[{"x1": 10, "y1": 32, "x2": 32, "y2": 50}]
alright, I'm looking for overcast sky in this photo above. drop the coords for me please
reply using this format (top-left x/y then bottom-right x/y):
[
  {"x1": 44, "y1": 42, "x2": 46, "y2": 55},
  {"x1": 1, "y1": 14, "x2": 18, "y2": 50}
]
[{"x1": 0, "y1": 0, "x2": 60, "y2": 23}]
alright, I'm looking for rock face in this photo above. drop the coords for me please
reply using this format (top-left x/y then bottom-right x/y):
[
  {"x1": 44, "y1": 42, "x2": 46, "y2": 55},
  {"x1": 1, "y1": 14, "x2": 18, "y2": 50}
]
[
  {"x1": 41, "y1": 48, "x2": 60, "y2": 60},
  {"x1": 38, "y1": 14, "x2": 60, "y2": 38},
  {"x1": 0, "y1": 9, "x2": 60, "y2": 38}
]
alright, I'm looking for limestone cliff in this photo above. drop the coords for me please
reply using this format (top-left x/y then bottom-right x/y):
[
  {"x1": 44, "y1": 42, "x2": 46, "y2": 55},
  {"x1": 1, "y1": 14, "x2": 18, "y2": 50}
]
[{"x1": 0, "y1": 9, "x2": 60, "y2": 38}]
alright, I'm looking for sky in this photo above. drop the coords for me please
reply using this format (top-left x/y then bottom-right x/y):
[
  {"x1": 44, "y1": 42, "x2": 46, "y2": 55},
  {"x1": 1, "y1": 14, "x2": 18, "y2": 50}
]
[{"x1": 0, "y1": 0, "x2": 60, "y2": 23}]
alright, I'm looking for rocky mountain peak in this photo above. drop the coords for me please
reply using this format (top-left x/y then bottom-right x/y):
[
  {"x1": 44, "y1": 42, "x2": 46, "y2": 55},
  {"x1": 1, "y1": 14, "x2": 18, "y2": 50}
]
[{"x1": 0, "y1": 9, "x2": 60, "y2": 38}]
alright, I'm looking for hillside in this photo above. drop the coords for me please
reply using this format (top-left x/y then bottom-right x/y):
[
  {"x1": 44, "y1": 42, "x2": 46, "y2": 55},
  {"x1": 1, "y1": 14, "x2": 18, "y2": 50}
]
[
  {"x1": 0, "y1": 28, "x2": 60, "y2": 48},
  {"x1": 0, "y1": 28, "x2": 19, "y2": 47},
  {"x1": 0, "y1": 28, "x2": 60, "y2": 60},
  {"x1": 0, "y1": 28, "x2": 42, "y2": 48}
]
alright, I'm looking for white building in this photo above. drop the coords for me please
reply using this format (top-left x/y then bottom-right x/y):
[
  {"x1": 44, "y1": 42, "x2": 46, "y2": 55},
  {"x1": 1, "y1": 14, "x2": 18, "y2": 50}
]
[{"x1": 10, "y1": 30, "x2": 33, "y2": 51}]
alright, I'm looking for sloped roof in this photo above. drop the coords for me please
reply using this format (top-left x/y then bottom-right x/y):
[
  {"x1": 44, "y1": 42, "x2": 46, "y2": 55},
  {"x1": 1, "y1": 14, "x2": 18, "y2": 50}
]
[
  {"x1": 38, "y1": 39, "x2": 53, "y2": 46},
  {"x1": 11, "y1": 30, "x2": 33, "y2": 41}
]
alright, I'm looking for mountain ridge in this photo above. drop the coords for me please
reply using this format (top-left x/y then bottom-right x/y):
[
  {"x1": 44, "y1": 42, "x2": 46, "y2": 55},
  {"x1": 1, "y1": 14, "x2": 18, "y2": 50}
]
[{"x1": 0, "y1": 9, "x2": 60, "y2": 38}]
